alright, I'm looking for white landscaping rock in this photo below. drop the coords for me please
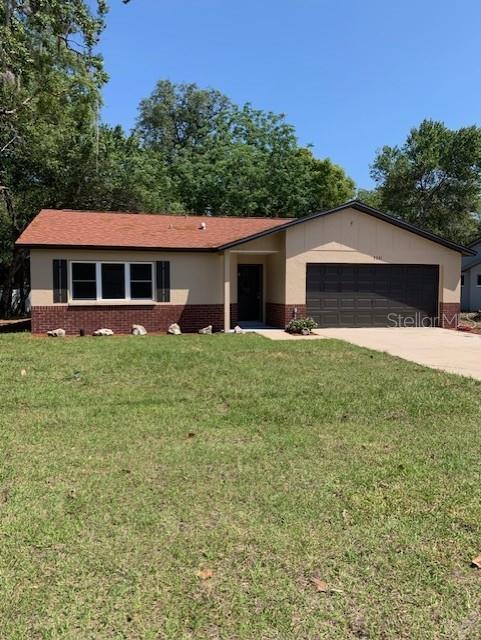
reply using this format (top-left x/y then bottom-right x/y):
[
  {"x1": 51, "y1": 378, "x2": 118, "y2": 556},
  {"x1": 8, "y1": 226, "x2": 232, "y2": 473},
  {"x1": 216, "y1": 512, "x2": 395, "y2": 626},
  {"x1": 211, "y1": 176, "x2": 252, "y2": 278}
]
[
  {"x1": 168, "y1": 323, "x2": 182, "y2": 335},
  {"x1": 131, "y1": 324, "x2": 147, "y2": 336},
  {"x1": 47, "y1": 328, "x2": 66, "y2": 337},
  {"x1": 198, "y1": 325, "x2": 213, "y2": 335},
  {"x1": 93, "y1": 328, "x2": 114, "y2": 336},
  {"x1": 233, "y1": 325, "x2": 246, "y2": 334}
]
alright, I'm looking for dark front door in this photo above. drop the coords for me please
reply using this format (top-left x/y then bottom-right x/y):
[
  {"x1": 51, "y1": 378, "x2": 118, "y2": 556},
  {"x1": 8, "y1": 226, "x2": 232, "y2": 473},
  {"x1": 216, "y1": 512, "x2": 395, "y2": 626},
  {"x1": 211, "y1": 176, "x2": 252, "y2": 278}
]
[
  {"x1": 306, "y1": 264, "x2": 439, "y2": 327},
  {"x1": 238, "y1": 264, "x2": 263, "y2": 322}
]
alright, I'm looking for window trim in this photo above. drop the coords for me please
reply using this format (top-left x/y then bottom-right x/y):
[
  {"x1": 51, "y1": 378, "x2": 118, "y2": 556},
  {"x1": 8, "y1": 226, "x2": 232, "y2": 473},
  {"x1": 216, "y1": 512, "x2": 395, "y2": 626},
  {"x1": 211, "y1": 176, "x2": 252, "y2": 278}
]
[{"x1": 69, "y1": 260, "x2": 155, "y2": 303}]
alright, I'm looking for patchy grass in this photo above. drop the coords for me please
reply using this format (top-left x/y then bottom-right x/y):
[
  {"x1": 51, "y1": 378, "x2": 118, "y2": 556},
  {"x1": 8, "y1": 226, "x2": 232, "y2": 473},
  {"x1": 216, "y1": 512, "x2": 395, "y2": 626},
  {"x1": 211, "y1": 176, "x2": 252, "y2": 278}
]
[{"x1": 0, "y1": 333, "x2": 481, "y2": 639}]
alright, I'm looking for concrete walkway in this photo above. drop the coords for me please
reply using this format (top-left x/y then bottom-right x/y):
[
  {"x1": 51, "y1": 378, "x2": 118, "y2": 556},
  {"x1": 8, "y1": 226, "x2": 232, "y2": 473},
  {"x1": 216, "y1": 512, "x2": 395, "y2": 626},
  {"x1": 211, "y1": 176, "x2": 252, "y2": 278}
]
[
  {"x1": 311, "y1": 327, "x2": 481, "y2": 381},
  {"x1": 255, "y1": 329, "x2": 326, "y2": 341}
]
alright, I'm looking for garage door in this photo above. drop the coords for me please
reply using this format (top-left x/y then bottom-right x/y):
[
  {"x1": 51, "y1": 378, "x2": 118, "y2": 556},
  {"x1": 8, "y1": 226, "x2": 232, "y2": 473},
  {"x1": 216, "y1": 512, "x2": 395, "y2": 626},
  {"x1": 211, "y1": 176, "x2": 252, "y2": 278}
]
[{"x1": 306, "y1": 264, "x2": 439, "y2": 328}]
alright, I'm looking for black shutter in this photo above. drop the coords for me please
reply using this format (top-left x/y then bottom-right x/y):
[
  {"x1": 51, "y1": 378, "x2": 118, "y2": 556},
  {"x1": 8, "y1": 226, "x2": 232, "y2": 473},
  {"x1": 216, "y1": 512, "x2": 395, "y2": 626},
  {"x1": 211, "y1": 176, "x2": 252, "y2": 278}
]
[
  {"x1": 156, "y1": 261, "x2": 170, "y2": 302},
  {"x1": 53, "y1": 259, "x2": 67, "y2": 303}
]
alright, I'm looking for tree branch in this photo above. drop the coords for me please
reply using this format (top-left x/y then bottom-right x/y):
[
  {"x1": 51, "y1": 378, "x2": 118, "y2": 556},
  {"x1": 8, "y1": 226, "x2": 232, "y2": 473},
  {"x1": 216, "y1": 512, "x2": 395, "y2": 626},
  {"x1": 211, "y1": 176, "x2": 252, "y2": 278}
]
[
  {"x1": 0, "y1": 96, "x2": 32, "y2": 117},
  {"x1": 0, "y1": 134, "x2": 18, "y2": 155}
]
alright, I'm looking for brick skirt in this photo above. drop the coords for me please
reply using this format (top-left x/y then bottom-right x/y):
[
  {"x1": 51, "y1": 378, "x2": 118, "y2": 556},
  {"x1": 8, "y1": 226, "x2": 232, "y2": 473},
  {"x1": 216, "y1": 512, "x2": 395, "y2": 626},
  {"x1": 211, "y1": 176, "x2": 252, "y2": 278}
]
[
  {"x1": 439, "y1": 302, "x2": 460, "y2": 329},
  {"x1": 266, "y1": 303, "x2": 306, "y2": 328},
  {"x1": 32, "y1": 304, "x2": 238, "y2": 335},
  {"x1": 32, "y1": 301, "x2": 459, "y2": 334}
]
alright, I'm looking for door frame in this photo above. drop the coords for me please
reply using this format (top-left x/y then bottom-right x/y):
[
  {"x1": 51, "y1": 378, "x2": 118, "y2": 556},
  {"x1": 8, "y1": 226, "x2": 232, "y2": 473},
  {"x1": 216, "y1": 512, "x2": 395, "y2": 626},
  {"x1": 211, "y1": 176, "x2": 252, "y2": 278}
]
[{"x1": 237, "y1": 263, "x2": 264, "y2": 322}]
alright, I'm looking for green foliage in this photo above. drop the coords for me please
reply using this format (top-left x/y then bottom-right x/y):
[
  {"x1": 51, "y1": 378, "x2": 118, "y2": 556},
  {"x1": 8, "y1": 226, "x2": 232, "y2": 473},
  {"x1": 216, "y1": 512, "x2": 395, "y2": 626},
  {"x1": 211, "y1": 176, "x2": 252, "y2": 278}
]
[
  {"x1": 137, "y1": 80, "x2": 355, "y2": 217},
  {"x1": 285, "y1": 316, "x2": 318, "y2": 334},
  {"x1": 0, "y1": 0, "x2": 108, "y2": 313},
  {"x1": 356, "y1": 188, "x2": 382, "y2": 209},
  {"x1": 370, "y1": 120, "x2": 481, "y2": 243},
  {"x1": 55, "y1": 126, "x2": 183, "y2": 213}
]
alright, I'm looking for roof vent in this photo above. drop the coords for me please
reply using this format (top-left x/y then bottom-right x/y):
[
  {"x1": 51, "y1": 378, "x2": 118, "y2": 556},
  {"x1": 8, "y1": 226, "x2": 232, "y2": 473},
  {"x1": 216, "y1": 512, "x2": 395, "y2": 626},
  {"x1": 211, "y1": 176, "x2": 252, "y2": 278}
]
[{"x1": 199, "y1": 222, "x2": 207, "y2": 230}]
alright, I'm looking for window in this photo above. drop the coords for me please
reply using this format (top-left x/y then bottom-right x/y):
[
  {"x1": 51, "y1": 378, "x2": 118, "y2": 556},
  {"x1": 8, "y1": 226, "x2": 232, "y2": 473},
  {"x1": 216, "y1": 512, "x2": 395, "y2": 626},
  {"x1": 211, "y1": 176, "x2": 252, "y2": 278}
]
[
  {"x1": 72, "y1": 262, "x2": 97, "y2": 300},
  {"x1": 477, "y1": 274, "x2": 481, "y2": 287},
  {"x1": 130, "y1": 263, "x2": 153, "y2": 299},
  {"x1": 70, "y1": 262, "x2": 155, "y2": 301},
  {"x1": 101, "y1": 263, "x2": 125, "y2": 299},
  {"x1": 461, "y1": 274, "x2": 465, "y2": 287}
]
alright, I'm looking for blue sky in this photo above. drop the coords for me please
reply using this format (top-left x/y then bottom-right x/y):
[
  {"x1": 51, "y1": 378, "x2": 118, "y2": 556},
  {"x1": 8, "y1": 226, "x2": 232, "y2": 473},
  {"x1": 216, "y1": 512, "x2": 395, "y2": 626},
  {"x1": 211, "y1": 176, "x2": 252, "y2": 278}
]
[{"x1": 99, "y1": 0, "x2": 481, "y2": 189}]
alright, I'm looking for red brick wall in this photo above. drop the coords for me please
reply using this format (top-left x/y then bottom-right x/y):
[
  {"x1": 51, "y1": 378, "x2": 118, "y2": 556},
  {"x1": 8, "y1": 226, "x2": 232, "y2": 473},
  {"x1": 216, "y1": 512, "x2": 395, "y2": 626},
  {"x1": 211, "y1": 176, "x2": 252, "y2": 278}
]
[
  {"x1": 32, "y1": 304, "x2": 238, "y2": 335},
  {"x1": 266, "y1": 303, "x2": 306, "y2": 328},
  {"x1": 439, "y1": 302, "x2": 460, "y2": 329},
  {"x1": 264, "y1": 302, "x2": 460, "y2": 330}
]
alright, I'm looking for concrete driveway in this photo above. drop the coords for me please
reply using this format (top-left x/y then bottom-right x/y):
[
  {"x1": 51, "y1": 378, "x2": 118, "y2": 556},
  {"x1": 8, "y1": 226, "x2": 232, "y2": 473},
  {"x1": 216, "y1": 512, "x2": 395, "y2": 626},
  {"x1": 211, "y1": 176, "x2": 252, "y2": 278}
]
[{"x1": 312, "y1": 327, "x2": 481, "y2": 381}]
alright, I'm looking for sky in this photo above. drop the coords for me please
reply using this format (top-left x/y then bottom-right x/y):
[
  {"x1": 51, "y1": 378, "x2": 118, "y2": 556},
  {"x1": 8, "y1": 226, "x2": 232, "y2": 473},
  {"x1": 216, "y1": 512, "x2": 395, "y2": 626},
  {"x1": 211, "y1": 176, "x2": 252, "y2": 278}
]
[{"x1": 99, "y1": 0, "x2": 481, "y2": 189}]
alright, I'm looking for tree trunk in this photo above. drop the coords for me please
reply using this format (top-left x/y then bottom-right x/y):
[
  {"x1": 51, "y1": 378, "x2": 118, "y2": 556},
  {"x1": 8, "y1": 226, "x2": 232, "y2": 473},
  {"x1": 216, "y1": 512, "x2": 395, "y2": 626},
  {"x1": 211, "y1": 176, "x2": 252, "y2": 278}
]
[{"x1": 0, "y1": 185, "x2": 28, "y2": 317}]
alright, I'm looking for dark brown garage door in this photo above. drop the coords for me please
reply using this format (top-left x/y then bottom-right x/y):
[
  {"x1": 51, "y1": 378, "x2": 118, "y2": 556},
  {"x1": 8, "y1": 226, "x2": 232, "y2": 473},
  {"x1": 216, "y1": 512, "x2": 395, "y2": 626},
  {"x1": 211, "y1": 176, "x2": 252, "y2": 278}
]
[{"x1": 306, "y1": 264, "x2": 439, "y2": 328}]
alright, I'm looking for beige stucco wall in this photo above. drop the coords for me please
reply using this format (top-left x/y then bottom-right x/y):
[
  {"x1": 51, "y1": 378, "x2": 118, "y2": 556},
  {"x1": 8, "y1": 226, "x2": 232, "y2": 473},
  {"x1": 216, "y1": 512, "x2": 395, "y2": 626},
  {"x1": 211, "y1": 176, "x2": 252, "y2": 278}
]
[
  {"x1": 30, "y1": 248, "x2": 224, "y2": 306},
  {"x1": 228, "y1": 232, "x2": 286, "y2": 305},
  {"x1": 284, "y1": 208, "x2": 461, "y2": 304}
]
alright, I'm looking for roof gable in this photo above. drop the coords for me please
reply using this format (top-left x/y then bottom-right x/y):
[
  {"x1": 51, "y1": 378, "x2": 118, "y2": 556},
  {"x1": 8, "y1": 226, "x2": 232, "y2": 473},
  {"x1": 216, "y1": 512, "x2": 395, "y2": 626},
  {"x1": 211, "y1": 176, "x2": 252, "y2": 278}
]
[{"x1": 218, "y1": 200, "x2": 475, "y2": 256}]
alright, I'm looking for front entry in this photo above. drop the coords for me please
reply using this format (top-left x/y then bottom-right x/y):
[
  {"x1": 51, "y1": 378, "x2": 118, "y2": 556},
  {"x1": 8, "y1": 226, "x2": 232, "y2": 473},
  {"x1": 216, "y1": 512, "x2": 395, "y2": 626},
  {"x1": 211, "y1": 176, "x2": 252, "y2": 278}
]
[{"x1": 238, "y1": 264, "x2": 263, "y2": 322}]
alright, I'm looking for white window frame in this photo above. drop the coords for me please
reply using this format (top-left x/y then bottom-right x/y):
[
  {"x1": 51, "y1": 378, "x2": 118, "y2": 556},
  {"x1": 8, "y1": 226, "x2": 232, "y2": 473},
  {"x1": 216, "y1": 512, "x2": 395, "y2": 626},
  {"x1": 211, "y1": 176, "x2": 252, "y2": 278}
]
[{"x1": 69, "y1": 261, "x2": 155, "y2": 302}]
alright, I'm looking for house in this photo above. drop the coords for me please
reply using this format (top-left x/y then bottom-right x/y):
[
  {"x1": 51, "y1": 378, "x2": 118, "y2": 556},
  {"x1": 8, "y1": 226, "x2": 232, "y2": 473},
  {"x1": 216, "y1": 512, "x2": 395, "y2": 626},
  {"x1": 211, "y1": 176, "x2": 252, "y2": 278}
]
[
  {"x1": 15, "y1": 200, "x2": 474, "y2": 335},
  {"x1": 461, "y1": 237, "x2": 481, "y2": 311}
]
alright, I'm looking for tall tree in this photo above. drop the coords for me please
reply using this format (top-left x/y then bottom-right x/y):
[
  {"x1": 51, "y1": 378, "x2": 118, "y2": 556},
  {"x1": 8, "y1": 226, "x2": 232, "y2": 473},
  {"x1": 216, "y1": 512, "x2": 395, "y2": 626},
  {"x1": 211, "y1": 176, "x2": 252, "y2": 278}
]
[
  {"x1": 0, "y1": 0, "x2": 107, "y2": 314},
  {"x1": 137, "y1": 80, "x2": 355, "y2": 217},
  {"x1": 137, "y1": 80, "x2": 232, "y2": 161},
  {"x1": 370, "y1": 120, "x2": 481, "y2": 243}
]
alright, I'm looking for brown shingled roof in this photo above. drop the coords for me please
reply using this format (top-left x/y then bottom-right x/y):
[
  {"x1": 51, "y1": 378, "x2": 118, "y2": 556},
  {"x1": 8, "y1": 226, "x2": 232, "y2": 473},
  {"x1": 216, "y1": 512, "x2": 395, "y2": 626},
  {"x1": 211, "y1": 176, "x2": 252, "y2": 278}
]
[{"x1": 15, "y1": 209, "x2": 292, "y2": 251}]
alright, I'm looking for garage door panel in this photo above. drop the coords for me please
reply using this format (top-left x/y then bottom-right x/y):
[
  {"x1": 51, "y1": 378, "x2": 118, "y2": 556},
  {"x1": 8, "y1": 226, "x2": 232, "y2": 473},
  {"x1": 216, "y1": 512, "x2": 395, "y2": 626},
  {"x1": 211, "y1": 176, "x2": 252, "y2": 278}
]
[
  {"x1": 306, "y1": 264, "x2": 439, "y2": 328},
  {"x1": 318, "y1": 297, "x2": 338, "y2": 309},
  {"x1": 339, "y1": 298, "x2": 358, "y2": 308}
]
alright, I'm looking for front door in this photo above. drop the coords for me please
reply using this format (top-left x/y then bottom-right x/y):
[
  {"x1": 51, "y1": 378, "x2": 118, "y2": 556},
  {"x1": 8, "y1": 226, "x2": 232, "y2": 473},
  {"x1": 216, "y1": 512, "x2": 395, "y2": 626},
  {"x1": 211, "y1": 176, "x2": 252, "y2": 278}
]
[{"x1": 238, "y1": 264, "x2": 263, "y2": 322}]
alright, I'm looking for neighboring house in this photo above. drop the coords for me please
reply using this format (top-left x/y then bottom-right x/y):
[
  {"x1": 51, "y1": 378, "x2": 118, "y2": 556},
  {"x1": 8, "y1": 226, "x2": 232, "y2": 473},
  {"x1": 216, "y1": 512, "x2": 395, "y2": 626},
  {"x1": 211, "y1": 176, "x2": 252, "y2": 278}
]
[
  {"x1": 15, "y1": 200, "x2": 474, "y2": 335},
  {"x1": 461, "y1": 237, "x2": 481, "y2": 312}
]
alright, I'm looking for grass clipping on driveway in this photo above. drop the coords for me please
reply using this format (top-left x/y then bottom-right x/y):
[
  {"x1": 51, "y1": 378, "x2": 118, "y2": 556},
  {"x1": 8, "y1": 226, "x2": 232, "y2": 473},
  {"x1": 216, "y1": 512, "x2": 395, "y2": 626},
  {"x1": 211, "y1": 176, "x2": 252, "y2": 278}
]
[{"x1": 1, "y1": 333, "x2": 481, "y2": 639}]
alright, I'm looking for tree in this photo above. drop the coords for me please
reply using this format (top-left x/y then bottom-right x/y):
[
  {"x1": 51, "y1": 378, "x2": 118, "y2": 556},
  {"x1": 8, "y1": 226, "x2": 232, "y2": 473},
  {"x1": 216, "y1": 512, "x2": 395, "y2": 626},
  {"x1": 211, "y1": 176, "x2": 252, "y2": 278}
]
[
  {"x1": 137, "y1": 80, "x2": 232, "y2": 161},
  {"x1": 50, "y1": 125, "x2": 182, "y2": 213},
  {"x1": 370, "y1": 120, "x2": 481, "y2": 243},
  {"x1": 137, "y1": 80, "x2": 355, "y2": 217},
  {"x1": 0, "y1": 0, "x2": 108, "y2": 315},
  {"x1": 356, "y1": 188, "x2": 382, "y2": 209}
]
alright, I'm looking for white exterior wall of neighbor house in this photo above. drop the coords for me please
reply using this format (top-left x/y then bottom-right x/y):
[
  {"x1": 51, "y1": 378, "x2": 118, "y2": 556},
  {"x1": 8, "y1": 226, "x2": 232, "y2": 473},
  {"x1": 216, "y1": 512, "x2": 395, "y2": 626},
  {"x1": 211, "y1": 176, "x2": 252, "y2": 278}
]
[
  {"x1": 461, "y1": 241, "x2": 481, "y2": 311},
  {"x1": 284, "y1": 207, "x2": 461, "y2": 305}
]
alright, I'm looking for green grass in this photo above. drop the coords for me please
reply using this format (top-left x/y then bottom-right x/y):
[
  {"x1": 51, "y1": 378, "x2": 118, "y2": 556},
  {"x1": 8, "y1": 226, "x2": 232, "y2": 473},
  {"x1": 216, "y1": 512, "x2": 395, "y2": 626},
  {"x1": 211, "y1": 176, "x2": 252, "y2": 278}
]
[{"x1": 1, "y1": 333, "x2": 481, "y2": 639}]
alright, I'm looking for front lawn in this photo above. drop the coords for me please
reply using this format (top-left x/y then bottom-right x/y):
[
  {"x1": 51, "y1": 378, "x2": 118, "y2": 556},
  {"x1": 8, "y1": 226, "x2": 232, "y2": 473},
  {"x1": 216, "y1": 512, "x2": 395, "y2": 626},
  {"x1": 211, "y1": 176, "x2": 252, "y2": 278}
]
[{"x1": 1, "y1": 334, "x2": 480, "y2": 639}]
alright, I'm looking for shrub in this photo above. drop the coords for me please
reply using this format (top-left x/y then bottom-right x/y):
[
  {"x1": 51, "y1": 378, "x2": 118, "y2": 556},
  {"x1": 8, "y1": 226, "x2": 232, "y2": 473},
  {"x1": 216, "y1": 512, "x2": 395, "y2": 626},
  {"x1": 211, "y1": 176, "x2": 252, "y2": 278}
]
[{"x1": 286, "y1": 317, "x2": 318, "y2": 334}]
